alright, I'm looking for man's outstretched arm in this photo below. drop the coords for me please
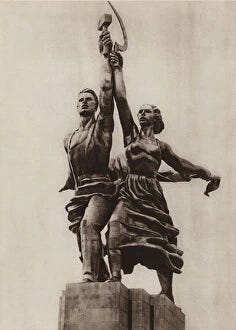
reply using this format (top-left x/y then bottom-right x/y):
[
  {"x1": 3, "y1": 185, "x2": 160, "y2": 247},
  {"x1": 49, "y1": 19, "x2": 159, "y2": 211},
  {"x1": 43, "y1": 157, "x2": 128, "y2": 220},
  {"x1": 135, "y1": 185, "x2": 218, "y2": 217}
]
[{"x1": 59, "y1": 134, "x2": 76, "y2": 192}]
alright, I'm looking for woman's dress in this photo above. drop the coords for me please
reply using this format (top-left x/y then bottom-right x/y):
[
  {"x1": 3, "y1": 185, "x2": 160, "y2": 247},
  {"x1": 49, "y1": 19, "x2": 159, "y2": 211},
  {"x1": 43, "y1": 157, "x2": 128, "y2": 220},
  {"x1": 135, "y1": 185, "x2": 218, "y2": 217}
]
[{"x1": 108, "y1": 126, "x2": 183, "y2": 275}]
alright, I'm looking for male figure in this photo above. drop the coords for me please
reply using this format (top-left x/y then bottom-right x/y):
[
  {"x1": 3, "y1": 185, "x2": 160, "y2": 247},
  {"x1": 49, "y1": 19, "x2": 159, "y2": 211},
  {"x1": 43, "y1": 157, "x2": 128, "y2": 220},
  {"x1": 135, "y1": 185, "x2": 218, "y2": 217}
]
[{"x1": 60, "y1": 31, "x2": 116, "y2": 282}]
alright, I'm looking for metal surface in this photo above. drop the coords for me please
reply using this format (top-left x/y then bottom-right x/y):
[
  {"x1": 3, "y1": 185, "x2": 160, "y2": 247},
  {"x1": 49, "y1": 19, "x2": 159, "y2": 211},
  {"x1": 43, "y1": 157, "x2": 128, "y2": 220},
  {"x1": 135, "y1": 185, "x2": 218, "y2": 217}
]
[{"x1": 107, "y1": 1, "x2": 128, "y2": 52}]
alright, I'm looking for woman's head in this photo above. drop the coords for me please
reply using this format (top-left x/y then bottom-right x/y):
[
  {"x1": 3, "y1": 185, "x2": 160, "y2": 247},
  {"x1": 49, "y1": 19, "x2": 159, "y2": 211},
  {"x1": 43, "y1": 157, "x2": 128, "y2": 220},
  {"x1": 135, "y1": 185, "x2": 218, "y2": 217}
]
[{"x1": 137, "y1": 104, "x2": 164, "y2": 134}]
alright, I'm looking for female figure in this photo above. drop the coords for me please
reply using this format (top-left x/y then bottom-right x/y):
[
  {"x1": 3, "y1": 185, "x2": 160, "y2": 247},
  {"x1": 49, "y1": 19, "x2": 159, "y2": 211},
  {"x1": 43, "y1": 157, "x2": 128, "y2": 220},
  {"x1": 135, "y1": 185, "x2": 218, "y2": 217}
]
[{"x1": 107, "y1": 52, "x2": 219, "y2": 301}]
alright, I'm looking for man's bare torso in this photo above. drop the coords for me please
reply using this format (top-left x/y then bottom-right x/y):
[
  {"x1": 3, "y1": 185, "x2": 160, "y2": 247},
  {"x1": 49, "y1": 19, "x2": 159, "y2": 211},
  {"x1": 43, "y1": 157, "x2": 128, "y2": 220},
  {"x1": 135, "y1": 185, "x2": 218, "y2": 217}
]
[{"x1": 65, "y1": 114, "x2": 113, "y2": 179}]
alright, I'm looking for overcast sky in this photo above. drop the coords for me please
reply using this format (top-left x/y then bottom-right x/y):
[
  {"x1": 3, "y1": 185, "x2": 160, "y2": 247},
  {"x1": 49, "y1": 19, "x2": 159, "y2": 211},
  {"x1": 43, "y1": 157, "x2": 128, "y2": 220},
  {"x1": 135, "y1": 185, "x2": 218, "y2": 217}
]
[{"x1": 0, "y1": 1, "x2": 236, "y2": 329}]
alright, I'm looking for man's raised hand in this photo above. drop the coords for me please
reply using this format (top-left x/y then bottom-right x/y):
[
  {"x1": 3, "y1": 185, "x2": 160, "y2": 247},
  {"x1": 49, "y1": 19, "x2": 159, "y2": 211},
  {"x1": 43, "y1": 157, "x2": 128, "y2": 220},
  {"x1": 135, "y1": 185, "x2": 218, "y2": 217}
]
[{"x1": 99, "y1": 31, "x2": 112, "y2": 54}]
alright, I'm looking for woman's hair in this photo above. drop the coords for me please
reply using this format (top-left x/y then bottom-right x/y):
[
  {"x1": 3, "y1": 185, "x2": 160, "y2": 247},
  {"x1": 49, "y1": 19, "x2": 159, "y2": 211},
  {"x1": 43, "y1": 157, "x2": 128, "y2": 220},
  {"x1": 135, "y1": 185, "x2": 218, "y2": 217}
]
[
  {"x1": 151, "y1": 105, "x2": 165, "y2": 134},
  {"x1": 78, "y1": 88, "x2": 99, "y2": 110}
]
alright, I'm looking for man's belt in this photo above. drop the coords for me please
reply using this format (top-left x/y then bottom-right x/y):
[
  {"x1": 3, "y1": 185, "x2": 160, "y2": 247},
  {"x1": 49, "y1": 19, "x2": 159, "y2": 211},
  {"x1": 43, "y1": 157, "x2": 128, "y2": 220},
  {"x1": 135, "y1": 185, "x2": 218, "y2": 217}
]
[{"x1": 76, "y1": 174, "x2": 110, "y2": 186}]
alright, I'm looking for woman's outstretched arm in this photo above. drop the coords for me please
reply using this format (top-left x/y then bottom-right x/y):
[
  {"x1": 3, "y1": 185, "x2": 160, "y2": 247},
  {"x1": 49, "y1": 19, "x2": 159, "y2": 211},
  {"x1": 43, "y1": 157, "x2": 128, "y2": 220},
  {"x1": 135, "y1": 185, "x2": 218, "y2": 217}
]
[{"x1": 160, "y1": 140, "x2": 212, "y2": 180}]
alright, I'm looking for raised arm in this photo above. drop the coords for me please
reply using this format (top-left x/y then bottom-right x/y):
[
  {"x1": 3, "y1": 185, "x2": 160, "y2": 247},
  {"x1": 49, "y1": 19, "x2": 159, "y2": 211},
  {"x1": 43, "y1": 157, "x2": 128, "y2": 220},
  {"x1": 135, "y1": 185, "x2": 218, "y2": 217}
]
[
  {"x1": 160, "y1": 141, "x2": 212, "y2": 180},
  {"x1": 98, "y1": 31, "x2": 114, "y2": 121},
  {"x1": 110, "y1": 52, "x2": 138, "y2": 145}
]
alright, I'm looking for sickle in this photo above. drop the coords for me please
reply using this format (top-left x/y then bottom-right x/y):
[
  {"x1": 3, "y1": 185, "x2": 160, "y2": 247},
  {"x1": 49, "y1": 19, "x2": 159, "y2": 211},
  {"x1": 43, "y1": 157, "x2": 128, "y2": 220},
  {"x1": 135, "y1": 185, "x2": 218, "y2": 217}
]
[{"x1": 107, "y1": 1, "x2": 128, "y2": 52}]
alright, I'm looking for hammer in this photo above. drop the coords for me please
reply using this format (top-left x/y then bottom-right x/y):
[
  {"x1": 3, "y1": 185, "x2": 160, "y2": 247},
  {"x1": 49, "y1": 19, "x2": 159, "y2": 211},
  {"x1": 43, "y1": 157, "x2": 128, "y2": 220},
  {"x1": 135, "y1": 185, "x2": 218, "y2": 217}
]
[{"x1": 98, "y1": 13, "x2": 112, "y2": 57}]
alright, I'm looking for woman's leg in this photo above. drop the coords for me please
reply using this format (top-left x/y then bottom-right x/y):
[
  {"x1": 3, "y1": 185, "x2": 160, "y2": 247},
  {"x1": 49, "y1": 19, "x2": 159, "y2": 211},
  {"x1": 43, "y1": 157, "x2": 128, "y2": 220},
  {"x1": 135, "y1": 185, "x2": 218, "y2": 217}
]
[{"x1": 156, "y1": 270, "x2": 174, "y2": 302}]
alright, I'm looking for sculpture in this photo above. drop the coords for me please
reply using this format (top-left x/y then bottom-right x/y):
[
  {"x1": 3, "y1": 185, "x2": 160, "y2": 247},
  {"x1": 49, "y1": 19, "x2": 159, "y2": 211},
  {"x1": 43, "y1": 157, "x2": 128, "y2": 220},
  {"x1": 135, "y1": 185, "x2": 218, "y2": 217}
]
[{"x1": 60, "y1": 3, "x2": 220, "y2": 302}]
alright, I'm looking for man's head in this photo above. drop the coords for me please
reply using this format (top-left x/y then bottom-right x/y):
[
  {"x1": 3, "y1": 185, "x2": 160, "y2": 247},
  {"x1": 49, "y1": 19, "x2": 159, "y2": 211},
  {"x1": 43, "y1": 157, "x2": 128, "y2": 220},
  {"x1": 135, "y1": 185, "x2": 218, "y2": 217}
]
[
  {"x1": 77, "y1": 88, "x2": 98, "y2": 117},
  {"x1": 137, "y1": 104, "x2": 164, "y2": 134}
]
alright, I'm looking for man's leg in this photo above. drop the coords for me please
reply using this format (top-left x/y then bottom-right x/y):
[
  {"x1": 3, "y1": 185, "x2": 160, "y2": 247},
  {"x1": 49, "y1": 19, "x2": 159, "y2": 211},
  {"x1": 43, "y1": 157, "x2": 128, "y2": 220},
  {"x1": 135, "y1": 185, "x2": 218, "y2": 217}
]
[
  {"x1": 80, "y1": 195, "x2": 112, "y2": 282},
  {"x1": 107, "y1": 202, "x2": 123, "y2": 281}
]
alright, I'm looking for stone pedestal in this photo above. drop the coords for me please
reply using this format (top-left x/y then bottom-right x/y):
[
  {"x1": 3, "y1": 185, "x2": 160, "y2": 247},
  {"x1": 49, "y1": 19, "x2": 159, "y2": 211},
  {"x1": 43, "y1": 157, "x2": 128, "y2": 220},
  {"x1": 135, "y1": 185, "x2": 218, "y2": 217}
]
[
  {"x1": 151, "y1": 294, "x2": 185, "y2": 330},
  {"x1": 58, "y1": 282, "x2": 128, "y2": 330},
  {"x1": 129, "y1": 289, "x2": 151, "y2": 329},
  {"x1": 58, "y1": 282, "x2": 185, "y2": 330}
]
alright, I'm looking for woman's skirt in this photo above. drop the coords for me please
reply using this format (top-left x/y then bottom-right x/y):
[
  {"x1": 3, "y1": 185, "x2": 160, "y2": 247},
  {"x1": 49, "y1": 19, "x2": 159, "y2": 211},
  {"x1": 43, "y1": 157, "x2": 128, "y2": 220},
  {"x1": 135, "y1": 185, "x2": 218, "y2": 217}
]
[{"x1": 108, "y1": 174, "x2": 183, "y2": 274}]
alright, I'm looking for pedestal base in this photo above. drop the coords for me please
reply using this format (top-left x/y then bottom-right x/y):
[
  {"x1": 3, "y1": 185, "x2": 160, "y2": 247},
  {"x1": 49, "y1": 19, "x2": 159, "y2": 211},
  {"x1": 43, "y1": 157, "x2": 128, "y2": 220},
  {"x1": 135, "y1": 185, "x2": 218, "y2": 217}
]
[{"x1": 58, "y1": 282, "x2": 185, "y2": 330}]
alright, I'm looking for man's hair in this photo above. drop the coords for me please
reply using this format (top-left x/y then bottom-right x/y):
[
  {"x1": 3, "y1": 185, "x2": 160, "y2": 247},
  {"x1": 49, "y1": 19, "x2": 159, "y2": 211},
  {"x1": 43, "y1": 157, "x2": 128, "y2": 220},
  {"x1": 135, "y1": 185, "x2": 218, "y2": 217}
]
[{"x1": 78, "y1": 88, "x2": 99, "y2": 110}]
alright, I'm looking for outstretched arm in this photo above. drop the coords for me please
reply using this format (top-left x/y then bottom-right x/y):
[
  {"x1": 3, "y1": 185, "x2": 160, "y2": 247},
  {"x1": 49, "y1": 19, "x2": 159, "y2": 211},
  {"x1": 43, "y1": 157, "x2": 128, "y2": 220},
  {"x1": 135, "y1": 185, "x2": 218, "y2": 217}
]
[
  {"x1": 160, "y1": 141, "x2": 211, "y2": 180},
  {"x1": 156, "y1": 170, "x2": 191, "y2": 182},
  {"x1": 59, "y1": 171, "x2": 75, "y2": 192},
  {"x1": 59, "y1": 134, "x2": 76, "y2": 192},
  {"x1": 110, "y1": 52, "x2": 138, "y2": 145},
  {"x1": 98, "y1": 31, "x2": 114, "y2": 127}
]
